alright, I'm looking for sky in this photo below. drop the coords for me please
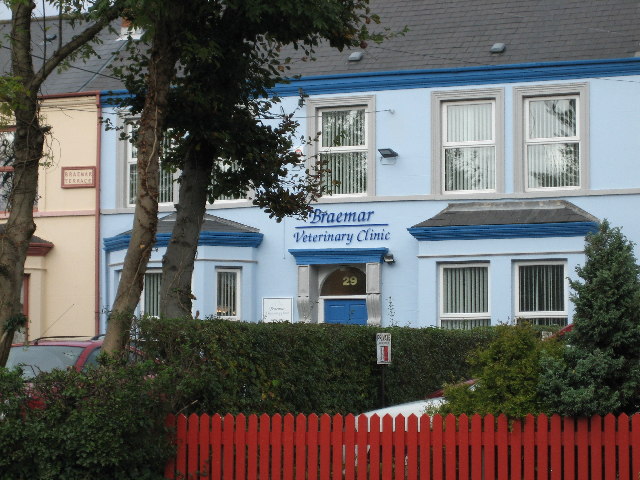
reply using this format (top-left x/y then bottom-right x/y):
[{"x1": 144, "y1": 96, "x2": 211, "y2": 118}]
[{"x1": 0, "y1": 2, "x2": 64, "y2": 21}]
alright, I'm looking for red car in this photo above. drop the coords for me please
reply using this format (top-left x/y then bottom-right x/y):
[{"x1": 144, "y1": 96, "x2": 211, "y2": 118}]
[{"x1": 6, "y1": 336, "x2": 132, "y2": 380}]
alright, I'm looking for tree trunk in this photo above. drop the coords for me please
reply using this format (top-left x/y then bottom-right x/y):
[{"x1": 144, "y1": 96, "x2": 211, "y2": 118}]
[
  {"x1": 0, "y1": 3, "x2": 52, "y2": 365},
  {"x1": 159, "y1": 148, "x2": 213, "y2": 318},
  {"x1": 0, "y1": 97, "x2": 43, "y2": 365},
  {"x1": 102, "y1": 24, "x2": 179, "y2": 353}
]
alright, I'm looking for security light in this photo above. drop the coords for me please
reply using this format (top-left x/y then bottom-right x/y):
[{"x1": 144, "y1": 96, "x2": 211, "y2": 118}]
[{"x1": 377, "y1": 148, "x2": 398, "y2": 158}]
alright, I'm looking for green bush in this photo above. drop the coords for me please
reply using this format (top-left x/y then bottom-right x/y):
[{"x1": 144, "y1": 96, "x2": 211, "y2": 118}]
[
  {"x1": 137, "y1": 317, "x2": 495, "y2": 415},
  {"x1": 0, "y1": 362, "x2": 174, "y2": 480},
  {"x1": 539, "y1": 220, "x2": 640, "y2": 415},
  {"x1": 438, "y1": 323, "x2": 564, "y2": 418}
]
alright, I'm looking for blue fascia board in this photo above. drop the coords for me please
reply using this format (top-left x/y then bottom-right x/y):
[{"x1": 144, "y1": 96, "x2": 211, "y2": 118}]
[
  {"x1": 100, "y1": 89, "x2": 132, "y2": 107},
  {"x1": 104, "y1": 231, "x2": 263, "y2": 252},
  {"x1": 288, "y1": 247, "x2": 389, "y2": 265},
  {"x1": 407, "y1": 222, "x2": 599, "y2": 241},
  {"x1": 273, "y1": 58, "x2": 640, "y2": 96},
  {"x1": 102, "y1": 58, "x2": 640, "y2": 104}
]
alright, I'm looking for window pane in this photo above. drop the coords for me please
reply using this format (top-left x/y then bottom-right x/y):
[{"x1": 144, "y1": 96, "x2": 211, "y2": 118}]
[
  {"x1": 321, "y1": 151, "x2": 367, "y2": 195},
  {"x1": 158, "y1": 168, "x2": 175, "y2": 204},
  {"x1": 321, "y1": 109, "x2": 365, "y2": 147},
  {"x1": 446, "y1": 103, "x2": 492, "y2": 142},
  {"x1": 519, "y1": 264, "x2": 564, "y2": 313},
  {"x1": 527, "y1": 143, "x2": 579, "y2": 188},
  {"x1": 443, "y1": 266, "x2": 488, "y2": 314},
  {"x1": 444, "y1": 146, "x2": 495, "y2": 191},
  {"x1": 217, "y1": 271, "x2": 238, "y2": 317},
  {"x1": 529, "y1": 99, "x2": 576, "y2": 139},
  {"x1": 0, "y1": 132, "x2": 14, "y2": 211},
  {"x1": 128, "y1": 164, "x2": 138, "y2": 205},
  {"x1": 214, "y1": 161, "x2": 245, "y2": 201},
  {"x1": 143, "y1": 273, "x2": 161, "y2": 317}
]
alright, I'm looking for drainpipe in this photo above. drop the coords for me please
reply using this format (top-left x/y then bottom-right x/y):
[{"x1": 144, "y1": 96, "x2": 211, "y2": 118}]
[{"x1": 94, "y1": 92, "x2": 102, "y2": 335}]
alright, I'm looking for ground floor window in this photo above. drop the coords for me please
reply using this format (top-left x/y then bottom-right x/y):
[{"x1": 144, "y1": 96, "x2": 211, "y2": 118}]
[
  {"x1": 141, "y1": 271, "x2": 162, "y2": 317},
  {"x1": 439, "y1": 263, "x2": 490, "y2": 330},
  {"x1": 515, "y1": 261, "x2": 567, "y2": 326},
  {"x1": 216, "y1": 268, "x2": 240, "y2": 319}
]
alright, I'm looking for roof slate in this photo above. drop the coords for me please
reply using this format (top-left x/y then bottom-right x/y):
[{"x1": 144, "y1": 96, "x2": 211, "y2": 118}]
[
  {"x1": 1, "y1": 0, "x2": 639, "y2": 95},
  {"x1": 412, "y1": 200, "x2": 600, "y2": 228},
  {"x1": 120, "y1": 213, "x2": 260, "y2": 236}
]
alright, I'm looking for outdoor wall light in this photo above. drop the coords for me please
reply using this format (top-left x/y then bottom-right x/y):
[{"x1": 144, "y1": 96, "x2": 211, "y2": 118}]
[
  {"x1": 383, "y1": 253, "x2": 395, "y2": 264},
  {"x1": 378, "y1": 148, "x2": 399, "y2": 165},
  {"x1": 378, "y1": 148, "x2": 398, "y2": 158}
]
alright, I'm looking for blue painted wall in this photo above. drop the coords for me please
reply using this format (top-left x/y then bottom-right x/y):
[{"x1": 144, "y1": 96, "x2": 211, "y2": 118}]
[{"x1": 98, "y1": 59, "x2": 640, "y2": 330}]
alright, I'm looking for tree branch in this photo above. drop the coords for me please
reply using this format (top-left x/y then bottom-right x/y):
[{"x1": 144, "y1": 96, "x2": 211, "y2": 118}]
[{"x1": 30, "y1": 5, "x2": 122, "y2": 91}]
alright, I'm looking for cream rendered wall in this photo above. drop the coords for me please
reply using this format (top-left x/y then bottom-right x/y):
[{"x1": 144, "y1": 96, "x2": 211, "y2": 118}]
[{"x1": 24, "y1": 95, "x2": 99, "y2": 339}]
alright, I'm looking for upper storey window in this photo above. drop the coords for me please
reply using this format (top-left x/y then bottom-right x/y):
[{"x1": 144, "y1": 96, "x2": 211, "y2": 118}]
[
  {"x1": 0, "y1": 131, "x2": 14, "y2": 212},
  {"x1": 442, "y1": 100, "x2": 496, "y2": 192},
  {"x1": 125, "y1": 124, "x2": 177, "y2": 207},
  {"x1": 308, "y1": 96, "x2": 376, "y2": 197},
  {"x1": 525, "y1": 96, "x2": 579, "y2": 189},
  {"x1": 515, "y1": 83, "x2": 589, "y2": 192},
  {"x1": 432, "y1": 88, "x2": 504, "y2": 195}
]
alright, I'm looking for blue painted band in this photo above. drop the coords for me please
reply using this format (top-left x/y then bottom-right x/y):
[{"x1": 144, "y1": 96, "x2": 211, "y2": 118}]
[
  {"x1": 288, "y1": 247, "x2": 389, "y2": 265},
  {"x1": 104, "y1": 231, "x2": 263, "y2": 252},
  {"x1": 272, "y1": 58, "x2": 640, "y2": 96},
  {"x1": 408, "y1": 222, "x2": 599, "y2": 241}
]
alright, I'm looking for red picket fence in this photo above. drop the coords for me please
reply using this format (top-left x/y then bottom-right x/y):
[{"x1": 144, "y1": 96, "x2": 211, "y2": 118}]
[{"x1": 165, "y1": 412, "x2": 640, "y2": 479}]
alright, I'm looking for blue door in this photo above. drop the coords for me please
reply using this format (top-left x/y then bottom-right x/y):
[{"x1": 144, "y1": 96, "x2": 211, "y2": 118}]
[{"x1": 324, "y1": 299, "x2": 367, "y2": 325}]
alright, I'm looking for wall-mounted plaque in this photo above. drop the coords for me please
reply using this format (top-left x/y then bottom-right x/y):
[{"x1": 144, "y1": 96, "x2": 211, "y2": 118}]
[{"x1": 61, "y1": 167, "x2": 96, "y2": 188}]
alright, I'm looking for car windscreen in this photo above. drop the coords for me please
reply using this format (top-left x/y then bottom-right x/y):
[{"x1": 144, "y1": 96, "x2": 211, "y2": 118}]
[{"x1": 6, "y1": 346, "x2": 86, "y2": 379}]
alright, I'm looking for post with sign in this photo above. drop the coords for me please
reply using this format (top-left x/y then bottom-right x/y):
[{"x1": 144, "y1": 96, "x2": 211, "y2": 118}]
[{"x1": 376, "y1": 333, "x2": 391, "y2": 408}]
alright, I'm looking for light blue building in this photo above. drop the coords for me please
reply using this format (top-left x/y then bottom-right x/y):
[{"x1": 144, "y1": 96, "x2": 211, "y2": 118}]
[{"x1": 99, "y1": 0, "x2": 640, "y2": 330}]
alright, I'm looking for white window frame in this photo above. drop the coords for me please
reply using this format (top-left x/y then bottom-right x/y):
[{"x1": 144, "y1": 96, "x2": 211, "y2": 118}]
[
  {"x1": 438, "y1": 262, "x2": 491, "y2": 326},
  {"x1": 140, "y1": 270, "x2": 162, "y2": 318},
  {"x1": 514, "y1": 260, "x2": 568, "y2": 321},
  {"x1": 514, "y1": 83, "x2": 589, "y2": 192},
  {"x1": 123, "y1": 122, "x2": 179, "y2": 208},
  {"x1": 216, "y1": 268, "x2": 241, "y2": 320},
  {"x1": 307, "y1": 96, "x2": 376, "y2": 197},
  {"x1": 431, "y1": 88, "x2": 504, "y2": 195}
]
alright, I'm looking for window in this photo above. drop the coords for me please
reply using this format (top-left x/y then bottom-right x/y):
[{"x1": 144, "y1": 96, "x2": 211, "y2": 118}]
[
  {"x1": 439, "y1": 263, "x2": 490, "y2": 329},
  {"x1": 0, "y1": 131, "x2": 14, "y2": 211},
  {"x1": 308, "y1": 96, "x2": 375, "y2": 196},
  {"x1": 125, "y1": 124, "x2": 177, "y2": 207},
  {"x1": 140, "y1": 271, "x2": 162, "y2": 317},
  {"x1": 515, "y1": 262, "x2": 568, "y2": 326},
  {"x1": 212, "y1": 160, "x2": 248, "y2": 202},
  {"x1": 216, "y1": 268, "x2": 240, "y2": 319},
  {"x1": 514, "y1": 83, "x2": 589, "y2": 192},
  {"x1": 432, "y1": 89, "x2": 504, "y2": 194}
]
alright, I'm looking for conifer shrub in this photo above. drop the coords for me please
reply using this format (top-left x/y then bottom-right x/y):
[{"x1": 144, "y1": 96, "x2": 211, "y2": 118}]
[{"x1": 538, "y1": 220, "x2": 640, "y2": 415}]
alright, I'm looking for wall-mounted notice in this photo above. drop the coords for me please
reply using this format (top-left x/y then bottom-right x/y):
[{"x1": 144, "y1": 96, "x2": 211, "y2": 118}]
[{"x1": 262, "y1": 297, "x2": 293, "y2": 323}]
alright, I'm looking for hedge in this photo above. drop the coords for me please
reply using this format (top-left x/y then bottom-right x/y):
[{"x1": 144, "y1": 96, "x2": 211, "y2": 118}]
[{"x1": 137, "y1": 317, "x2": 496, "y2": 415}]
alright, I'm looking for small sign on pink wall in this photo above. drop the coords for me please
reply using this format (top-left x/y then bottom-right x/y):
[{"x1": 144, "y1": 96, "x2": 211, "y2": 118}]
[{"x1": 61, "y1": 167, "x2": 96, "y2": 188}]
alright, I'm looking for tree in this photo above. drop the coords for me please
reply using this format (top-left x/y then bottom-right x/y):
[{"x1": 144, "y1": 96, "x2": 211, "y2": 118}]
[
  {"x1": 103, "y1": 0, "x2": 386, "y2": 351},
  {"x1": 0, "y1": 0, "x2": 121, "y2": 366},
  {"x1": 538, "y1": 220, "x2": 640, "y2": 415},
  {"x1": 102, "y1": 0, "x2": 194, "y2": 352},
  {"x1": 438, "y1": 323, "x2": 563, "y2": 418}
]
